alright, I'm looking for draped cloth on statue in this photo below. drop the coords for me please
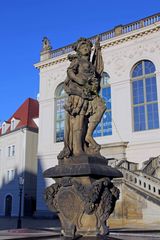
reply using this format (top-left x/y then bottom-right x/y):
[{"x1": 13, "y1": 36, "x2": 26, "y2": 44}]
[{"x1": 58, "y1": 37, "x2": 106, "y2": 160}]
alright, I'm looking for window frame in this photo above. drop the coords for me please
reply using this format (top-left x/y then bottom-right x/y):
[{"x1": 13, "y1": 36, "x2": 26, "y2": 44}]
[
  {"x1": 93, "y1": 72, "x2": 112, "y2": 137},
  {"x1": 55, "y1": 83, "x2": 67, "y2": 143},
  {"x1": 7, "y1": 145, "x2": 15, "y2": 157},
  {"x1": 12, "y1": 145, "x2": 15, "y2": 156},
  {"x1": 55, "y1": 73, "x2": 112, "y2": 142},
  {"x1": 11, "y1": 120, "x2": 15, "y2": 131},
  {"x1": 2, "y1": 123, "x2": 6, "y2": 134},
  {"x1": 6, "y1": 169, "x2": 15, "y2": 182},
  {"x1": 8, "y1": 146, "x2": 11, "y2": 157},
  {"x1": 131, "y1": 60, "x2": 159, "y2": 132}
]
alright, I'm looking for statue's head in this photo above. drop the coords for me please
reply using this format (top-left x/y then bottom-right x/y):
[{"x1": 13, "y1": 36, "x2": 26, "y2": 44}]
[{"x1": 73, "y1": 37, "x2": 93, "y2": 57}]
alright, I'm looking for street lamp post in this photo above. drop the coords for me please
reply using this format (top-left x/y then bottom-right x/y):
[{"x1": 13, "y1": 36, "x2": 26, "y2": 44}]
[{"x1": 17, "y1": 176, "x2": 24, "y2": 229}]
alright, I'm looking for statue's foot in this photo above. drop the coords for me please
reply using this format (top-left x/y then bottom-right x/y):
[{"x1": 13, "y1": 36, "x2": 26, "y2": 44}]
[
  {"x1": 74, "y1": 149, "x2": 84, "y2": 156},
  {"x1": 85, "y1": 135, "x2": 101, "y2": 150},
  {"x1": 57, "y1": 146, "x2": 71, "y2": 160}
]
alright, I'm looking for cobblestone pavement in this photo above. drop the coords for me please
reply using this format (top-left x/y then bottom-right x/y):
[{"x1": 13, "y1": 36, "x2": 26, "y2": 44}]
[
  {"x1": 110, "y1": 233, "x2": 160, "y2": 240},
  {"x1": 0, "y1": 217, "x2": 61, "y2": 230},
  {"x1": 0, "y1": 217, "x2": 60, "y2": 239},
  {"x1": 0, "y1": 217, "x2": 160, "y2": 240}
]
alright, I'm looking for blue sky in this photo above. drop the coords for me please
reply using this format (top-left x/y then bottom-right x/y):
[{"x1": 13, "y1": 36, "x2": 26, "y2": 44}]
[{"x1": 0, "y1": 0, "x2": 160, "y2": 122}]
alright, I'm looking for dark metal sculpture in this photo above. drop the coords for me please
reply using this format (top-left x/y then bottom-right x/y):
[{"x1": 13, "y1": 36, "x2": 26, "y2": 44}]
[{"x1": 44, "y1": 37, "x2": 122, "y2": 239}]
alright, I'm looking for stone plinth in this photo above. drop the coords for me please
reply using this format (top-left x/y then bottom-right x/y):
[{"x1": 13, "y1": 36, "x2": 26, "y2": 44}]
[{"x1": 44, "y1": 155, "x2": 122, "y2": 239}]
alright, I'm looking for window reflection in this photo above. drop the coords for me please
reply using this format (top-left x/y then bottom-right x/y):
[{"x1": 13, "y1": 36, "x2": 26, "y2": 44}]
[
  {"x1": 55, "y1": 73, "x2": 112, "y2": 142},
  {"x1": 93, "y1": 72, "x2": 112, "y2": 137},
  {"x1": 131, "y1": 60, "x2": 159, "y2": 131},
  {"x1": 55, "y1": 83, "x2": 67, "y2": 142}
]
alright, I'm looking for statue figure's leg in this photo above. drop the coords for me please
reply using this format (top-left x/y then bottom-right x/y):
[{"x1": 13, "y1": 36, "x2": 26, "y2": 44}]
[
  {"x1": 85, "y1": 120, "x2": 101, "y2": 150},
  {"x1": 69, "y1": 115, "x2": 73, "y2": 151},
  {"x1": 73, "y1": 114, "x2": 84, "y2": 156},
  {"x1": 85, "y1": 97, "x2": 106, "y2": 150}
]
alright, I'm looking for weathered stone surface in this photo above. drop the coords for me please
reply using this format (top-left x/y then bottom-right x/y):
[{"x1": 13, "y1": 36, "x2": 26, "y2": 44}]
[
  {"x1": 57, "y1": 37, "x2": 105, "y2": 160},
  {"x1": 44, "y1": 155, "x2": 123, "y2": 179},
  {"x1": 108, "y1": 178, "x2": 160, "y2": 228},
  {"x1": 44, "y1": 37, "x2": 123, "y2": 239},
  {"x1": 44, "y1": 175, "x2": 120, "y2": 238}
]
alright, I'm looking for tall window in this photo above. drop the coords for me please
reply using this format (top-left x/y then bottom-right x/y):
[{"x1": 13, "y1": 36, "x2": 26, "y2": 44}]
[
  {"x1": 12, "y1": 145, "x2": 15, "y2": 156},
  {"x1": 8, "y1": 146, "x2": 11, "y2": 157},
  {"x1": 93, "y1": 72, "x2": 112, "y2": 137},
  {"x1": 55, "y1": 75, "x2": 112, "y2": 142},
  {"x1": 131, "y1": 60, "x2": 159, "y2": 131},
  {"x1": 8, "y1": 145, "x2": 15, "y2": 157},
  {"x1": 11, "y1": 120, "x2": 15, "y2": 131},
  {"x1": 6, "y1": 169, "x2": 15, "y2": 182},
  {"x1": 55, "y1": 83, "x2": 67, "y2": 142},
  {"x1": 2, "y1": 123, "x2": 6, "y2": 134}
]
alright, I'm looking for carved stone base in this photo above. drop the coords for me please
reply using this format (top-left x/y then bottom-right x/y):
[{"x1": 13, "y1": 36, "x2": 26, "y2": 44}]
[
  {"x1": 44, "y1": 155, "x2": 122, "y2": 239},
  {"x1": 44, "y1": 155, "x2": 122, "y2": 178}
]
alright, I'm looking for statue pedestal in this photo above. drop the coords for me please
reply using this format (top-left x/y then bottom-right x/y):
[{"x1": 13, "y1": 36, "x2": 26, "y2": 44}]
[{"x1": 44, "y1": 155, "x2": 122, "y2": 239}]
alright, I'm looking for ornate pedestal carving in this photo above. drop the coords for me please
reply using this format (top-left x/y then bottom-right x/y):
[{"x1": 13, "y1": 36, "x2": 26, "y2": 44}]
[
  {"x1": 44, "y1": 156, "x2": 122, "y2": 238},
  {"x1": 43, "y1": 37, "x2": 123, "y2": 239}
]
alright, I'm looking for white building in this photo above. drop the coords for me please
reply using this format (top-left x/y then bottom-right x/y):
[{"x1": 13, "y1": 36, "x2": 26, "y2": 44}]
[
  {"x1": 34, "y1": 13, "x2": 160, "y2": 225},
  {"x1": 0, "y1": 98, "x2": 39, "y2": 216}
]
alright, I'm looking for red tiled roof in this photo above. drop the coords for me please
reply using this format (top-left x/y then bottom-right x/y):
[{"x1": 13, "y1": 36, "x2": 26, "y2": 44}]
[{"x1": 1, "y1": 98, "x2": 39, "y2": 135}]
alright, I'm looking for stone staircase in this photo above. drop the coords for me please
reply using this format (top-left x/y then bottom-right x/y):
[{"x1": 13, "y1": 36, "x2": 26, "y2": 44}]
[
  {"x1": 116, "y1": 157, "x2": 160, "y2": 205},
  {"x1": 142, "y1": 156, "x2": 160, "y2": 177}
]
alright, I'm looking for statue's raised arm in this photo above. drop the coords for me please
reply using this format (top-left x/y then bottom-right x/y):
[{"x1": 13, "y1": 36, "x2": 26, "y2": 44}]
[{"x1": 92, "y1": 36, "x2": 104, "y2": 77}]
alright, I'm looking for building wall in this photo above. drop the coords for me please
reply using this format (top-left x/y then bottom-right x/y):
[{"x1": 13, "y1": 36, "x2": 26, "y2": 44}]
[
  {"x1": 24, "y1": 130, "x2": 38, "y2": 197},
  {"x1": 23, "y1": 130, "x2": 38, "y2": 216},
  {"x1": 0, "y1": 129, "x2": 26, "y2": 216},
  {"x1": 35, "y1": 21, "x2": 160, "y2": 214},
  {"x1": 0, "y1": 128, "x2": 38, "y2": 216},
  {"x1": 109, "y1": 180, "x2": 160, "y2": 228}
]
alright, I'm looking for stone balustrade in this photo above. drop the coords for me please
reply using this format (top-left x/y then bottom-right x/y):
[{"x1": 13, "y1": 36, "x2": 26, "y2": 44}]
[
  {"x1": 120, "y1": 168, "x2": 160, "y2": 199},
  {"x1": 51, "y1": 13, "x2": 160, "y2": 59}
]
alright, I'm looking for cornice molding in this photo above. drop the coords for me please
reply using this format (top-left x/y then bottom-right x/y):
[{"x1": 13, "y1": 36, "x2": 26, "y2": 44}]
[{"x1": 35, "y1": 26, "x2": 160, "y2": 70}]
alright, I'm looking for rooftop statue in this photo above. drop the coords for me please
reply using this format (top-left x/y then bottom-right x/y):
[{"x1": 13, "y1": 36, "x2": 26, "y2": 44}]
[
  {"x1": 41, "y1": 36, "x2": 52, "y2": 51},
  {"x1": 58, "y1": 37, "x2": 106, "y2": 160}
]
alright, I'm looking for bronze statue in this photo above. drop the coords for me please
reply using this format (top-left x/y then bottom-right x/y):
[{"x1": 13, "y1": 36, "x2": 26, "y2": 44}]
[{"x1": 58, "y1": 37, "x2": 106, "y2": 160}]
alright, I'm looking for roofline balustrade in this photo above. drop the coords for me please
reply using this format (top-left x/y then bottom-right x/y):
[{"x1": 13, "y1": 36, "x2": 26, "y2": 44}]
[{"x1": 51, "y1": 13, "x2": 160, "y2": 59}]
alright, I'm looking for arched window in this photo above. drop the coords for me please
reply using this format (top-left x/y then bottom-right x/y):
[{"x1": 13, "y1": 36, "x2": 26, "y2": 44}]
[
  {"x1": 55, "y1": 73, "x2": 112, "y2": 142},
  {"x1": 131, "y1": 60, "x2": 159, "y2": 131},
  {"x1": 93, "y1": 72, "x2": 112, "y2": 137},
  {"x1": 55, "y1": 83, "x2": 67, "y2": 142},
  {"x1": 5, "y1": 195, "x2": 12, "y2": 216}
]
